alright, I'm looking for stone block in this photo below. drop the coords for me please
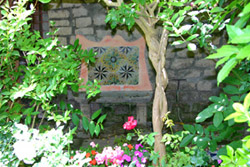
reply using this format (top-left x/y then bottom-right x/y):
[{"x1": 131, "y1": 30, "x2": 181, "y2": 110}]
[
  {"x1": 132, "y1": 28, "x2": 142, "y2": 39},
  {"x1": 179, "y1": 91, "x2": 199, "y2": 103},
  {"x1": 75, "y1": 28, "x2": 94, "y2": 35},
  {"x1": 197, "y1": 80, "x2": 213, "y2": 91},
  {"x1": 56, "y1": 27, "x2": 72, "y2": 36},
  {"x1": 167, "y1": 81, "x2": 178, "y2": 91},
  {"x1": 195, "y1": 59, "x2": 215, "y2": 68},
  {"x1": 176, "y1": 48, "x2": 188, "y2": 58},
  {"x1": 171, "y1": 58, "x2": 194, "y2": 70},
  {"x1": 176, "y1": 69, "x2": 201, "y2": 79},
  {"x1": 72, "y1": 7, "x2": 88, "y2": 17},
  {"x1": 166, "y1": 48, "x2": 175, "y2": 58},
  {"x1": 96, "y1": 29, "x2": 112, "y2": 40},
  {"x1": 42, "y1": 22, "x2": 49, "y2": 31},
  {"x1": 58, "y1": 37, "x2": 67, "y2": 45},
  {"x1": 80, "y1": 103, "x2": 91, "y2": 118},
  {"x1": 48, "y1": 10, "x2": 69, "y2": 19},
  {"x1": 166, "y1": 91, "x2": 177, "y2": 102},
  {"x1": 191, "y1": 103, "x2": 208, "y2": 113},
  {"x1": 180, "y1": 81, "x2": 196, "y2": 90},
  {"x1": 93, "y1": 14, "x2": 106, "y2": 26},
  {"x1": 70, "y1": 36, "x2": 76, "y2": 45},
  {"x1": 62, "y1": 3, "x2": 82, "y2": 8},
  {"x1": 54, "y1": 20, "x2": 70, "y2": 27},
  {"x1": 48, "y1": 3, "x2": 60, "y2": 10},
  {"x1": 76, "y1": 17, "x2": 92, "y2": 28},
  {"x1": 136, "y1": 103, "x2": 147, "y2": 126},
  {"x1": 204, "y1": 69, "x2": 216, "y2": 77},
  {"x1": 199, "y1": 91, "x2": 217, "y2": 102}
]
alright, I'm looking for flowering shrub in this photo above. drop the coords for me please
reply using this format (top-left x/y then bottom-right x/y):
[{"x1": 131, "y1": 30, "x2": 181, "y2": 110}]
[
  {"x1": 123, "y1": 116, "x2": 137, "y2": 130},
  {"x1": 1, "y1": 123, "x2": 92, "y2": 167},
  {"x1": 82, "y1": 141, "x2": 150, "y2": 167}
]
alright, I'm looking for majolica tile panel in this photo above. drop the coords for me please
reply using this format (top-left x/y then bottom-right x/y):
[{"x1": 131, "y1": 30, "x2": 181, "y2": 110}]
[{"x1": 77, "y1": 35, "x2": 152, "y2": 91}]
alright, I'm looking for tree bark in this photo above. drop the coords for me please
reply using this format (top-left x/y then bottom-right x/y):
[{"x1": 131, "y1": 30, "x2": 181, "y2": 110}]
[{"x1": 144, "y1": 28, "x2": 169, "y2": 165}]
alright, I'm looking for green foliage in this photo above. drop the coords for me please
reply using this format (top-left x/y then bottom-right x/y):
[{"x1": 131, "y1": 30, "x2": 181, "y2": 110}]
[
  {"x1": 105, "y1": 3, "x2": 138, "y2": 30},
  {"x1": 0, "y1": 0, "x2": 102, "y2": 139},
  {"x1": 206, "y1": 1, "x2": 250, "y2": 85},
  {"x1": 219, "y1": 92, "x2": 250, "y2": 166},
  {"x1": 0, "y1": 121, "x2": 19, "y2": 166},
  {"x1": 80, "y1": 109, "x2": 107, "y2": 137}
]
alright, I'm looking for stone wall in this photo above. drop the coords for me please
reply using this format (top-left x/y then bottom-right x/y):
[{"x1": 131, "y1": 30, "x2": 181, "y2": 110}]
[{"x1": 43, "y1": 1, "x2": 222, "y2": 125}]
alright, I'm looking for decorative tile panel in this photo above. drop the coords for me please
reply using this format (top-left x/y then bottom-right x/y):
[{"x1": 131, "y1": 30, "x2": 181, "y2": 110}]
[
  {"x1": 77, "y1": 35, "x2": 152, "y2": 91},
  {"x1": 88, "y1": 46, "x2": 139, "y2": 85}
]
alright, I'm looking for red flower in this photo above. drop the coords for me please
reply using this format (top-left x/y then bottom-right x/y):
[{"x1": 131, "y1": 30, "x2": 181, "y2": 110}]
[
  {"x1": 90, "y1": 159, "x2": 97, "y2": 165},
  {"x1": 123, "y1": 116, "x2": 137, "y2": 130},
  {"x1": 127, "y1": 144, "x2": 133, "y2": 150},
  {"x1": 70, "y1": 156, "x2": 74, "y2": 159},
  {"x1": 91, "y1": 150, "x2": 97, "y2": 155},
  {"x1": 86, "y1": 152, "x2": 91, "y2": 158}
]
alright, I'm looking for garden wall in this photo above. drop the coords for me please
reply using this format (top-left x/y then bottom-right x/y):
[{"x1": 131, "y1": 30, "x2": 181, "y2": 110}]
[{"x1": 41, "y1": 1, "x2": 223, "y2": 147}]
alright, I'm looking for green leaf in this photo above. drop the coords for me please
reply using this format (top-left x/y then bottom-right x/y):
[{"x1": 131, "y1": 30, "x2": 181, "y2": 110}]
[
  {"x1": 82, "y1": 116, "x2": 89, "y2": 131},
  {"x1": 206, "y1": 45, "x2": 239, "y2": 59},
  {"x1": 195, "y1": 124, "x2": 203, "y2": 135},
  {"x1": 234, "y1": 115, "x2": 248, "y2": 123},
  {"x1": 94, "y1": 124, "x2": 100, "y2": 136},
  {"x1": 213, "y1": 112, "x2": 223, "y2": 127},
  {"x1": 244, "y1": 93, "x2": 250, "y2": 110},
  {"x1": 241, "y1": 2, "x2": 250, "y2": 15},
  {"x1": 97, "y1": 114, "x2": 107, "y2": 124},
  {"x1": 217, "y1": 58, "x2": 238, "y2": 85},
  {"x1": 186, "y1": 34, "x2": 199, "y2": 41},
  {"x1": 226, "y1": 25, "x2": 244, "y2": 41},
  {"x1": 196, "y1": 108, "x2": 213, "y2": 123},
  {"x1": 219, "y1": 155, "x2": 231, "y2": 164},
  {"x1": 25, "y1": 115, "x2": 32, "y2": 125},
  {"x1": 210, "y1": 7, "x2": 224, "y2": 13},
  {"x1": 89, "y1": 121, "x2": 95, "y2": 137},
  {"x1": 231, "y1": 33, "x2": 250, "y2": 44},
  {"x1": 91, "y1": 109, "x2": 102, "y2": 120},
  {"x1": 225, "y1": 112, "x2": 244, "y2": 121},
  {"x1": 172, "y1": 40, "x2": 185, "y2": 45},
  {"x1": 180, "y1": 134, "x2": 194, "y2": 147},
  {"x1": 236, "y1": 45, "x2": 250, "y2": 59},
  {"x1": 226, "y1": 145, "x2": 234, "y2": 159},
  {"x1": 39, "y1": 0, "x2": 51, "y2": 3},
  {"x1": 223, "y1": 85, "x2": 240, "y2": 94},
  {"x1": 187, "y1": 43, "x2": 196, "y2": 51},
  {"x1": 72, "y1": 113, "x2": 80, "y2": 126},
  {"x1": 60, "y1": 101, "x2": 66, "y2": 111},
  {"x1": 183, "y1": 124, "x2": 195, "y2": 134},
  {"x1": 233, "y1": 103, "x2": 245, "y2": 113}
]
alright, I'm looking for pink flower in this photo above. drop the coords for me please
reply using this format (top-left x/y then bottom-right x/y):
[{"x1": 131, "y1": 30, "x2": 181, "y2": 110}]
[
  {"x1": 135, "y1": 144, "x2": 143, "y2": 150},
  {"x1": 217, "y1": 159, "x2": 222, "y2": 164},
  {"x1": 134, "y1": 151, "x2": 143, "y2": 158},
  {"x1": 90, "y1": 141, "x2": 96, "y2": 148},
  {"x1": 123, "y1": 143, "x2": 128, "y2": 147},
  {"x1": 123, "y1": 116, "x2": 137, "y2": 130}
]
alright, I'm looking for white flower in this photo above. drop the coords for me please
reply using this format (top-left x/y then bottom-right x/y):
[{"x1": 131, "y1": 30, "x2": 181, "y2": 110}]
[{"x1": 13, "y1": 140, "x2": 36, "y2": 163}]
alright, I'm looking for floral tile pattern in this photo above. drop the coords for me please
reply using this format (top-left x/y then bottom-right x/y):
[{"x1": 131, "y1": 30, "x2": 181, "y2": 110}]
[{"x1": 88, "y1": 46, "x2": 139, "y2": 85}]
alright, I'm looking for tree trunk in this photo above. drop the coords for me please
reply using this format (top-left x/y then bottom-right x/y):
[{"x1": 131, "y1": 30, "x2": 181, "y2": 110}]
[{"x1": 144, "y1": 28, "x2": 169, "y2": 165}]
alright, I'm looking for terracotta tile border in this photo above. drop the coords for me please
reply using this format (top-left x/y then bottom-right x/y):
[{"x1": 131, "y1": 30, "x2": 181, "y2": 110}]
[{"x1": 77, "y1": 35, "x2": 152, "y2": 91}]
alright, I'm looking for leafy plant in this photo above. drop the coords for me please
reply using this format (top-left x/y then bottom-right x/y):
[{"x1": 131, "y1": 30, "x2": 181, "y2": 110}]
[
  {"x1": 0, "y1": 0, "x2": 104, "y2": 139},
  {"x1": 219, "y1": 93, "x2": 250, "y2": 166}
]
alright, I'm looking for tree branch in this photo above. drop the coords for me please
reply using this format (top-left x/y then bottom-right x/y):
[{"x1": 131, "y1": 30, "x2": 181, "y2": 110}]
[
  {"x1": 102, "y1": 0, "x2": 123, "y2": 7},
  {"x1": 158, "y1": 28, "x2": 169, "y2": 69}
]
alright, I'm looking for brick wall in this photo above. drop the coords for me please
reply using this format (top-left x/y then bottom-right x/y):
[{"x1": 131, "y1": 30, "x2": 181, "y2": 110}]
[{"x1": 44, "y1": 2, "x2": 222, "y2": 124}]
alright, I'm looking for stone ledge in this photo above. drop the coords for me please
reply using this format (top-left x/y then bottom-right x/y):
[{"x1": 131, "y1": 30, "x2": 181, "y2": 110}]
[{"x1": 74, "y1": 91, "x2": 153, "y2": 103}]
